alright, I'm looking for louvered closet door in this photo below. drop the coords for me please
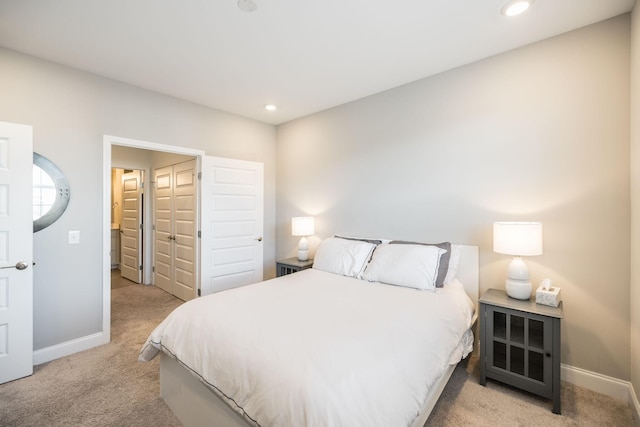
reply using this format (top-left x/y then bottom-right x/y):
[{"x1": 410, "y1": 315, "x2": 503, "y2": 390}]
[{"x1": 153, "y1": 160, "x2": 196, "y2": 301}]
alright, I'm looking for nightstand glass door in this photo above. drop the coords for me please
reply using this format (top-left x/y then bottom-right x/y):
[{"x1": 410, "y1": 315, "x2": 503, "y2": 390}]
[{"x1": 486, "y1": 306, "x2": 552, "y2": 396}]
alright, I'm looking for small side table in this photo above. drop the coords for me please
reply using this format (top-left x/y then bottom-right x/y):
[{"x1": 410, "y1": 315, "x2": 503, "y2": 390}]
[
  {"x1": 479, "y1": 288, "x2": 564, "y2": 414},
  {"x1": 276, "y1": 257, "x2": 313, "y2": 277}
]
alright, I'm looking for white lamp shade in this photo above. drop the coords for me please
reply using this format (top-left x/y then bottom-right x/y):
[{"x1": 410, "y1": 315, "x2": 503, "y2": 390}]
[
  {"x1": 292, "y1": 217, "x2": 315, "y2": 236},
  {"x1": 493, "y1": 222, "x2": 543, "y2": 256}
]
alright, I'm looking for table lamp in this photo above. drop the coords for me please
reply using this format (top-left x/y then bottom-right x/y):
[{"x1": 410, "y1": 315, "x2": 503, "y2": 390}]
[
  {"x1": 493, "y1": 222, "x2": 543, "y2": 300},
  {"x1": 292, "y1": 217, "x2": 314, "y2": 261}
]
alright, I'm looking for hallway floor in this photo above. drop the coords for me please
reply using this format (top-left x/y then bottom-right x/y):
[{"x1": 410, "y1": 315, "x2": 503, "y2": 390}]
[{"x1": 111, "y1": 268, "x2": 136, "y2": 289}]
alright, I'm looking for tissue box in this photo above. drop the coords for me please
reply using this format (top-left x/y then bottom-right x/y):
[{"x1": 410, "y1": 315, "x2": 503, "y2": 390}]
[{"x1": 536, "y1": 286, "x2": 561, "y2": 307}]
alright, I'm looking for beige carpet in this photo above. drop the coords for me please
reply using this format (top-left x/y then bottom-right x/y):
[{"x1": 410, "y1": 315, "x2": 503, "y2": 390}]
[
  {"x1": 0, "y1": 283, "x2": 183, "y2": 427},
  {"x1": 111, "y1": 268, "x2": 137, "y2": 290},
  {"x1": 0, "y1": 283, "x2": 635, "y2": 426},
  {"x1": 427, "y1": 356, "x2": 635, "y2": 426}
]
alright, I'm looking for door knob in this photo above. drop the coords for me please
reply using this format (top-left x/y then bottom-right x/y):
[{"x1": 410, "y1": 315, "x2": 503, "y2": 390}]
[
  {"x1": 255, "y1": 237, "x2": 263, "y2": 242},
  {"x1": 0, "y1": 261, "x2": 29, "y2": 270}
]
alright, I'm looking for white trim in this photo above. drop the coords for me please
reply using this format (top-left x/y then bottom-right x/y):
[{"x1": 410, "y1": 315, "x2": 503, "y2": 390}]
[
  {"x1": 561, "y1": 363, "x2": 631, "y2": 401},
  {"x1": 104, "y1": 134, "x2": 204, "y2": 157},
  {"x1": 33, "y1": 332, "x2": 106, "y2": 365},
  {"x1": 102, "y1": 135, "x2": 205, "y2": 356},
  {"x1": 102, "y1": 140, "x2": 112, "y2": 346}
]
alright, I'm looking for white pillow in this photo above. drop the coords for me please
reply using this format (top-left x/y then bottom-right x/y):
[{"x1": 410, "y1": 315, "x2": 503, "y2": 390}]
[
  {"x1": 362, "y1": 243, "x2": 445, "y2": 290},
  {"x1": 443, "y1": 244, "x2": 461, "y2": 285},
  {"x1": 313, "y1": 237, "x2": 377, "y2": 278}
]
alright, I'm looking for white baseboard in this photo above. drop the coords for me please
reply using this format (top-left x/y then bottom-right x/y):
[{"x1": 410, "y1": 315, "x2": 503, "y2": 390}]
[
  {"x1": 562, "y1": 363, "x2": 630, "y2": 401},
  {"x1": 562, "y1": 363, "x2": 640, "y2": 423},
  {"x1": 33, "y1": 332, "x2": 108, "y2": 365}
]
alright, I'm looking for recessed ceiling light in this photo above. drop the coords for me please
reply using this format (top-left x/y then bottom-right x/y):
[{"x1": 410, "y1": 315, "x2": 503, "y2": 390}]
[
  {"x1": 238, "y1": 0, "x2": 257, "y2": 13},
  {"x1": 501, "y1": 0, "x2": 534, "y2": 17},
  {"x1": 264, "y1": 104, "x2": 277, "y2": 111}
]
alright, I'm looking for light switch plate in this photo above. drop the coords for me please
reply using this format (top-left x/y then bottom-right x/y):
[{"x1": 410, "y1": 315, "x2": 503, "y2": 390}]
[{"x1": 68, "y1": 230, "x2": 80, "y2": 245}]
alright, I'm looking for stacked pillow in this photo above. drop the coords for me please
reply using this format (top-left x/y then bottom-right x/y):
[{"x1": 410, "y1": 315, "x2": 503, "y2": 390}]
[
  {"x1": 312, "y1": 236, "x2": 378, "y2": 278},
  {"x1": 388, "y1": 240, "x2": 451, "y2": 288},
  {"x1": 312, "y1": 236, "x2": 459, "y2": 291}
]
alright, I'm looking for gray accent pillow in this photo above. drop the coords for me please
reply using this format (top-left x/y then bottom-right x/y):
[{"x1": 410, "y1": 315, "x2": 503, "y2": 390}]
[
  {"x1": 389, "y1": 240, "x2": 451, "y2": 288},
  {"x1": 334, "y1": 235, "x2": 383, "y2": 245}
]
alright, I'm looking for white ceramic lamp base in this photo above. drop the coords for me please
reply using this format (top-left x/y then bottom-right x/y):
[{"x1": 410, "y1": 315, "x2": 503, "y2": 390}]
[
  {"x1": 505, "y1": 256, "x2": 532, "y2": 300},
  {"x1": 506, "y1": 279, "x2": 532, "y2": 300},
  {"x1": 297, "y1": 236, "x2": 309, "y2": 261}
]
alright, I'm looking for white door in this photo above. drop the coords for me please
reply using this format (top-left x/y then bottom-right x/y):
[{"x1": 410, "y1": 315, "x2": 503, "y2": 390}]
[
  {"x1": 172, "y1": 160, "x2": 197, "y2": 301},
  {"x1": 120, "y1": 170, "x2": 142, "y2": 283},
  {"x1": 154, "y1": 165, "x2": 173, "y2": 295},
  {"x1": 153, "y1": 160, "x2": 197, "y2": 301},
  {"x1": 200, "y1": 156, "x2": 263, "y2": 296},
  {"x1": 0, "y1": 122, "x2": 33, "y2": 384}
]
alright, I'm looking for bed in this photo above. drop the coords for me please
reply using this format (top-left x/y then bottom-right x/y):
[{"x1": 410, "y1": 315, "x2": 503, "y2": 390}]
[{"x1": 140, "y1": 238, "x2": 479, "y2": 427}]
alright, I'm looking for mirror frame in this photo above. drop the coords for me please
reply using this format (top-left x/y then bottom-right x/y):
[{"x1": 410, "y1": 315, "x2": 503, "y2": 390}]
[{"x1": 33, "y1": 152, "x2": 71, "y2": 232}]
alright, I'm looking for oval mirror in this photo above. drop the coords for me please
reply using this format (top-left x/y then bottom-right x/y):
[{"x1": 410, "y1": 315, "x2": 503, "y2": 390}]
[{"x1": 33, "y1": 153, "x2": 70, "y2": 232}]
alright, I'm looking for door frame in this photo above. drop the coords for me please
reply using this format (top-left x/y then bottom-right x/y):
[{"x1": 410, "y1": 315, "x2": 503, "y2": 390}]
[{"x1": 102, "y1": 135, "x2": 204, "y2": 342}]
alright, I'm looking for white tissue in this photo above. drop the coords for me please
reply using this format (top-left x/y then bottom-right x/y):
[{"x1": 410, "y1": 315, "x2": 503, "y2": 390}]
[{"x1": 536, "y1": 279, "x2": 561, "y2": 307}]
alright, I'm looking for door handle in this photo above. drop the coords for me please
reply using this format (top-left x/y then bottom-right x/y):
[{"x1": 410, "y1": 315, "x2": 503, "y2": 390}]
[
  {"x1": 1, "y1": 261, "x2": 29, "y2": 270},
  {"x1": 255, "y1": 237, "x2": 263, "y2": 242}
]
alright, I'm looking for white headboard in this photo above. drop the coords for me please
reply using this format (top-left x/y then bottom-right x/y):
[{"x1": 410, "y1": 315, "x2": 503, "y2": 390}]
[{"x1": 455, "y1": 245, "x2": 480, "y2": 309}]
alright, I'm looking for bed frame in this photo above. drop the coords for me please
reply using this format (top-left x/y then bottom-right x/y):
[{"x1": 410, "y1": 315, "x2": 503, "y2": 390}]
[{"x1": 159, "y1": 245, "x2": 479, "y2": 427}]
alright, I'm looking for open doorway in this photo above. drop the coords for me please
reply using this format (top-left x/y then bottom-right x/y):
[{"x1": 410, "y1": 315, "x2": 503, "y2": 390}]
[
  {"x1": 102, "y1": 135, "x2": 204, "y2": 343},
  {"x1": 110, "y1": 146, "x2": 196, "y2": 290}
]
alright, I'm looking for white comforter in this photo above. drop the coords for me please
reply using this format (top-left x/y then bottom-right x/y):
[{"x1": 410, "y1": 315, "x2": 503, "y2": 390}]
[{"x1": 140, "y1": 269, "x2": 474, "y2": 427}]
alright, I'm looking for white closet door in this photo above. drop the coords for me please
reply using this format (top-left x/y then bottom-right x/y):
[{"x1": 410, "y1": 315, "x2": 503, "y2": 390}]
[
  {"x1": 153, "y1": 160, "x2": 197, "y2": 301},
  {"x1": 120, "y1": 170, "x2": 142, "y2": 283},
  {"x1": 153, "y1": 165, "x2": 173, "y2": 295},
  {"x1": 0, "y1": 122, "x2": 33, "y2": 384},
  {"x1": 172, "y1": 160, "x2": 197, "y2": 301},
  {"x1": 201, "y1": 156, "x2": 264, "y2": 296}
]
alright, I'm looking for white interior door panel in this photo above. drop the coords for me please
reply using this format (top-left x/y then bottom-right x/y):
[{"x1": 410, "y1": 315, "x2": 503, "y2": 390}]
[
  {"x1": 0, "y1": 121, "x2": 33, "y2": 384},
  {"x1": 200, "y1": 156, "x2": 263, "y2": 296},
  {"x1": 153, "y1": 160, "x2": 197, "y2": 301},
  {"x1": 120, "y1": 170, "x2": 142, "y2": 283}
]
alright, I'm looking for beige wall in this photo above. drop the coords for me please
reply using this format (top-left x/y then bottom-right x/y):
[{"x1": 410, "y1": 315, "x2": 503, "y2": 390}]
[
  {"x1": 277, "y1": 16, "x2": 631, "y2": 380},
  {"x1": 630, "y1": 3, "x2": 640, "y2": 401},
  {"x1": 0, "y1": 47, "x2": 277, "y2": 351}
]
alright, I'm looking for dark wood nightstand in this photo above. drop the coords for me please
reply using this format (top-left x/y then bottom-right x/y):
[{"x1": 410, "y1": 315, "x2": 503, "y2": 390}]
[
  {"x1": 276, "y1": 257, "x2": 314, "y2": 277},
  {"x1": 479, "y1": 288, "x2": 564, "y2": 414}
]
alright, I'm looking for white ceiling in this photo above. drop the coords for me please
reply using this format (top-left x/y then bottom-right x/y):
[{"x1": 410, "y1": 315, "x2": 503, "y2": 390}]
[{"x1": 0, "y1": 0, "x2": 635, "y2": 125}]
